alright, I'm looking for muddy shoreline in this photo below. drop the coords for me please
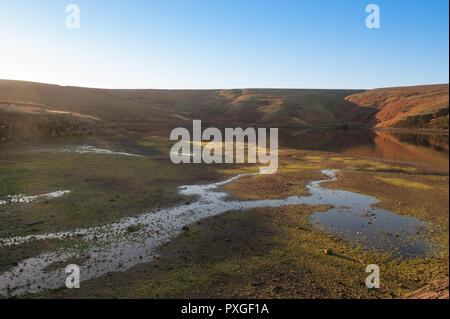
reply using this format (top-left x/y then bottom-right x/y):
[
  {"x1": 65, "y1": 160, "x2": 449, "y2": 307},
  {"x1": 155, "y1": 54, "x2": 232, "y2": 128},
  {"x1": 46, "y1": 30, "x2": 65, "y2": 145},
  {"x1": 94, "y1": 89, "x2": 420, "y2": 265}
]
[
  {"x1": 0, "y1": 137, "x2": 448, "y2": 298},
  {"x1": 2, "y1": 169, "x2": 439, "y2": 296}
]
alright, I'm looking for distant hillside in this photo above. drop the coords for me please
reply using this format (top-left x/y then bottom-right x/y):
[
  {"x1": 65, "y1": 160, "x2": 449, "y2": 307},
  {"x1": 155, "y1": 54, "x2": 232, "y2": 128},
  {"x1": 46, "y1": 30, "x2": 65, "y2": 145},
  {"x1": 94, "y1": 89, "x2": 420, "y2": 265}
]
[
  {"x1": 0, "y1": 80, "x2": 360, "y2": 141},
  {"x1": 0, "y1": 80, "x2": 448, "y2": 142},
  {"x1": 339, "y1": 84, "x2": 449, "y2": 129},
  {"x1": 0, "y1": 80, "x2": 360, "y2": 126}
]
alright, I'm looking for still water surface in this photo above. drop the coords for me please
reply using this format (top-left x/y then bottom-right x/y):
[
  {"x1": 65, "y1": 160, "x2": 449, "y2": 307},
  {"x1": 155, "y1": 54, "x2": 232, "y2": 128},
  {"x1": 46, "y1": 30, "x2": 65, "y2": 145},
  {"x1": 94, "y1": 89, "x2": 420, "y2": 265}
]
[{"x1": 279, "y1": 129, "x2": 449, "y2": 170}]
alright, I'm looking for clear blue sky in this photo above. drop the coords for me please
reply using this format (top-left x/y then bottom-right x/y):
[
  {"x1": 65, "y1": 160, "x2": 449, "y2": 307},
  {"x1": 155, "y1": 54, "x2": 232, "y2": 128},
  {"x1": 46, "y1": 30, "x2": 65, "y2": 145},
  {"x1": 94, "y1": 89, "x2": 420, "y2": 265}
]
[{"x1": 0, "y1": 0, "x2": 448, "y2": 89}]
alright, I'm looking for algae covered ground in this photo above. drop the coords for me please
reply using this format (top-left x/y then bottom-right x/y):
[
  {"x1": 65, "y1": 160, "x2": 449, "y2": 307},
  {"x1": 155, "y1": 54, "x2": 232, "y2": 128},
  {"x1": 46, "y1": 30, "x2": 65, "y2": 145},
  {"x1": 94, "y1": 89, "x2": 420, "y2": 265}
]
[{"x1": 0, "y1": 135, "x2": 448, "y2": 299}]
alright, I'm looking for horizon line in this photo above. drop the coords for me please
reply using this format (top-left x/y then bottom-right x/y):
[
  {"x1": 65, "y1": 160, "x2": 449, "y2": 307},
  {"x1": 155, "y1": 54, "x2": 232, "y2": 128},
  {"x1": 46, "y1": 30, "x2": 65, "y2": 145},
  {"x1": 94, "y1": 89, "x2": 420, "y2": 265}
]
[{"x1": 0, "y1": 78, "x2": 449, "y2": 92}]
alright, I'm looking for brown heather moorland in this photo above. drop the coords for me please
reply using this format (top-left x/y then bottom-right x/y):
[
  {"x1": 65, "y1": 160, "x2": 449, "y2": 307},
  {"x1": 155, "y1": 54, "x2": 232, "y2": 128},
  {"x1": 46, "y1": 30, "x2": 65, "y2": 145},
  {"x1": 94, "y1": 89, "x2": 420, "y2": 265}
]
[{"x1": 0, "y1": 80, "x2": 448, "y2": 143}]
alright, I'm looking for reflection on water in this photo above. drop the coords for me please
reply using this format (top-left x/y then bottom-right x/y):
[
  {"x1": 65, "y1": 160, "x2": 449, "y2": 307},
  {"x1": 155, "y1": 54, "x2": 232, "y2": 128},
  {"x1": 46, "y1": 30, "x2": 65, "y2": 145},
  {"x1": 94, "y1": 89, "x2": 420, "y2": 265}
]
[{"x1": 279, "y1": 129, "x2": 449, "y2": 170}]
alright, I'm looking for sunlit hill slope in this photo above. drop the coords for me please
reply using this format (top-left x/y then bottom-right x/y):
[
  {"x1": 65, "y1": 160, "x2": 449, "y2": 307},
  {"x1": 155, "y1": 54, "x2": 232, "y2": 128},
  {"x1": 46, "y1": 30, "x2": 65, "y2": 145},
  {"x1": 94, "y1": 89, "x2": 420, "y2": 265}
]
[
  {"x1": 339, "y1": 84, "x2": 449, "y2": 129},
  {"x1": 0, "y1": 80, "x2": 448, "y2": 142}
]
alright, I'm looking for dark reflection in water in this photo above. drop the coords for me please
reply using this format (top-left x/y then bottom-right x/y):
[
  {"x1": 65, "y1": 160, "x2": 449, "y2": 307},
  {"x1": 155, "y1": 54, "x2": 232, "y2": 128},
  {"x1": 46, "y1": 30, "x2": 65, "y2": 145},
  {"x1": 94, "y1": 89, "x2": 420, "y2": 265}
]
[{"x1": 278, "y1": 129, "x2": 449, "y2": 170}]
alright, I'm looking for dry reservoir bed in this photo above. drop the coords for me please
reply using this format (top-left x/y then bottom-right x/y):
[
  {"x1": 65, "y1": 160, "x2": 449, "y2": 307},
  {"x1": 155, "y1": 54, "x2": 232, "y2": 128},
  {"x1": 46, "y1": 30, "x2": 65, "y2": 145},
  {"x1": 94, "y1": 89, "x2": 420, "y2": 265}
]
[{"x1": 0, "y1": 137, "x2": 448, "y2": 298}]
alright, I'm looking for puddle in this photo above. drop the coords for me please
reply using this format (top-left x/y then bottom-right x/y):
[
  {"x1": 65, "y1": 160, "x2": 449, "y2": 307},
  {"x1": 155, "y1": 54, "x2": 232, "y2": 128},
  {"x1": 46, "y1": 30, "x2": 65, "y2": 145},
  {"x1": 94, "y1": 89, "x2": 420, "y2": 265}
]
[
  {"x1": 308, "y1": 177, "x2": 440, "y2": 258},
  {"x1": 0, "y1": 190, "x2": 70, "y2": 206},
  {"x1": 70, "y1": 145, "x2": 143, "y2": 157},
  {"x1": 0, "y1": 170, "x2": 440, "y2": 296}
]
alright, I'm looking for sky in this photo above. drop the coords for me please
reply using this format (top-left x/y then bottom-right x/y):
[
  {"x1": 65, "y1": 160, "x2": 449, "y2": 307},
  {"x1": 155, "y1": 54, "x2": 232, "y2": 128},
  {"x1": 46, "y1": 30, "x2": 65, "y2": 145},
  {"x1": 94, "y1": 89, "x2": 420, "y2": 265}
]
[{"x1": 0, "y1": 0, "x2": 448, "y2": 89}]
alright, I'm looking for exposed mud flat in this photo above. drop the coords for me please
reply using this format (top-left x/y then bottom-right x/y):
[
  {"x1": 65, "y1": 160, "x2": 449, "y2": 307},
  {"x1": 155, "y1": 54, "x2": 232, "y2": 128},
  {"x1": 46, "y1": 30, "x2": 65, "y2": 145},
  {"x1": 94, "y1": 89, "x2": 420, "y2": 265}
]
[{"x1": 0, "y1": 170, "x2": 439, "y2": 296}]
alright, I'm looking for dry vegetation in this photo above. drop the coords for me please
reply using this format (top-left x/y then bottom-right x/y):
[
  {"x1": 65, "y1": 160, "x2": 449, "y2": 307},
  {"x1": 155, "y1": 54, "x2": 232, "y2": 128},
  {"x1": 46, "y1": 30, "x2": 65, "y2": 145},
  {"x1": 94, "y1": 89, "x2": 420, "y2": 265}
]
[
  {"x1": 2, "y1": 80, "x2": 447, "y2": 144},
  {"x1": 340, "y1": 84, "x2": 449, "y2": 129}
]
